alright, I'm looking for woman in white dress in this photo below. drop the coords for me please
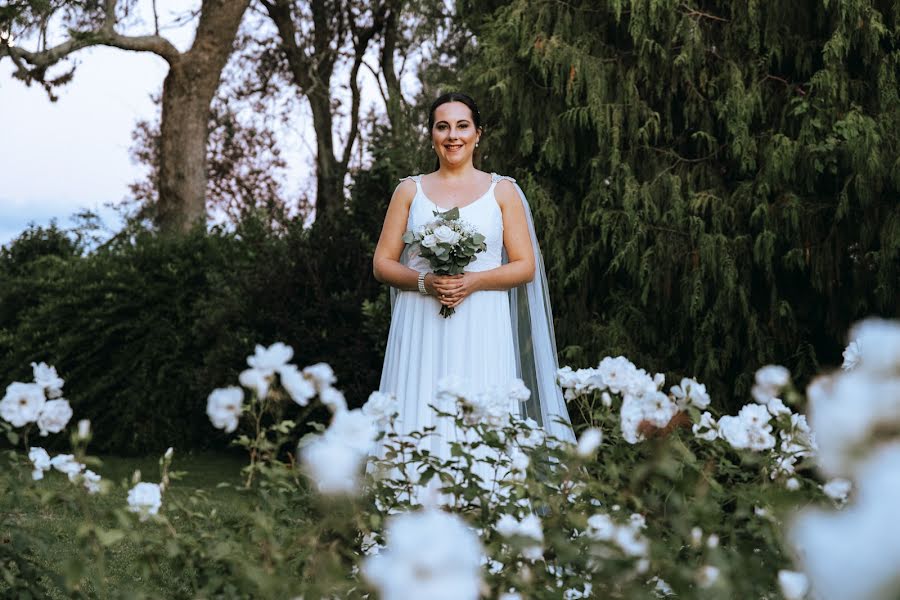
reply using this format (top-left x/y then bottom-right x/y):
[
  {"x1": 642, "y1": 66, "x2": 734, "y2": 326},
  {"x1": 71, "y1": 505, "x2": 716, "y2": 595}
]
[{"x1": 371, "y1": 92, "x2": 574, "y2": 484}]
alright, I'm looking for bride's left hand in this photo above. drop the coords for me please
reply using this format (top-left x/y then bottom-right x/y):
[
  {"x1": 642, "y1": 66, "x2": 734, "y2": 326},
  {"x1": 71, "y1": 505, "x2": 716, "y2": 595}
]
[{"x1": 440, "y1": 272, "x2": 482, "y2": 308}]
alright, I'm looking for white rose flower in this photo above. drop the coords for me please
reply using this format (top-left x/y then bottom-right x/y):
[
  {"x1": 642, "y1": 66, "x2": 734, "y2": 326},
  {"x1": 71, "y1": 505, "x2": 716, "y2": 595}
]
[
  {"x1": 670, "y1": 377, "x2": 711, "y2": 409},
  {"x1": 278, "y1": 364, "x2": 316, "y2": 406},
  {"x1": 751, "y1": 383, "x2": 775, "y2": 404},
  {"x1": 514, "y1": 418, "x2": 545, "y2": 449},
  {"x1": 432, "y1": 224, "x2": 461, "y2": 245},
  {"x1": 36, "y1": 398, "x2": 73, "y2": 436},
  {"x1": 717, "y1": 415, "x2": 750, "y2": 449},
  {"x1": 739, "y1": 403, "x2": 772, "y2": 428},
  {"x1": 239, "y1": 367, "x2": 271, "y2": 399},
  {"x1": 506, "y1": 446, "x2": 530, "y2": 478},
  {"x1": 576, "y1": 428, "x2": 603, "y2": 457},
  {"x1": 620, "y1": 395, "x2": 647, "y2": 444},
  {"x1": 421, "y1": 233, "x2": 438, "y2": 248},
  {"x1": 841, "y1": 339, "x2": 861, "y2": 370},
  {"x1": 495, "y1": 513, "x2": 543, "y2": 561},
  {"x1": 127, "y1": 481, "x2": 162, "y2": 521},
  {"x1": 362, "y1": 508, "x2": 483, "y2": 600},
  {"x1": 755, "y1": 364, "x2": 791, "y2": 394},
  {"x1": 206, "y1": 386, "x2": 243, "y2": 433},
  {"x1": 849, "y1": 318, "x2": 900, "y2": 374},
  {"x1": 0, "y1": 382, "x2": 46, "y2": 427},
  {"x1": 82, "y1": 470, "x2": 102, "y2": 494},
  {"x1": 28, "y1": 447, "x2": 51, "y2": 480},
  {"x1": 50, "y1": 454, "x2": 84, "y2": 479},
  {"x1": 696, "y1": 565, "x2": 720, "y2": 588},
  {"x1": 436, "y1": 374, "x2": 470, "y2": 405},
  {"x1": 585, "y1": 514, "x2": 615, "y2": 541},
  {"x1": 328, "y1": 409, "x2": 378, "y2": 455},
  {"x1": 614, "y1": 525, "x2": 649, "y2": 557},
  {"x1": 247, "y1": 342, "x2": 293, "y2": 371},
  {"x1": 788, "y1": 444, "x2": 900, "y2": 600},
  {"x1": 692, "y1": 411, "x2": 719, "y2": 441},
  {"x1": 362, "y1": 391, "x2": 399, "y2": 430},
  {"x1": 822, "y1": 477, "x2": 852, "y2": 503},
  {"x1": 778, "y1": 570, "x2": 810, "y2": 600},
  {"x1": 462, "y1": 385, "x2": 513, "y2": 428},
  {"x1": 644, "y1": 390, "x2": 678, "y2": 427},
  {"x1": 320, "y1": 386, "x2": 347, "y2": 413},
  {"x1": 805, "y1": 370, "x2": 900, "y2": 477},
  {"x1": 31, "y1": 362, "x2": 64, "y2": 398},
  {"x1": 767, "y1": 397, "x2": 792, "y2": 417},
  {"x1": 649, "y1": 576, "x2": 674, "y2": 596},
  {"x1": 507, "y1": 378, "x2": 531, "y2": 402},
  {"x1": 303, "y1": 362, "x2": 337, "y2": 391},
  {"x1": 300, "y1": 434, "x2": 363, "y2": 494},
  {"x1": 597, "y1": 356, "x2": 656, "y2": 397}
]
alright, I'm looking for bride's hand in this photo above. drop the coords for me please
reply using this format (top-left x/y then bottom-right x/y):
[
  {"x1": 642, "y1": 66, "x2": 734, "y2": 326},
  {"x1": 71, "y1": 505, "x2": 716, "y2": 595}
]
[
  {"x1": 439, "y1": 272, "x2": 481, "y2": 308},
  {"x1": 427, "y1": 274, "x2": 463, "y2": 306}
]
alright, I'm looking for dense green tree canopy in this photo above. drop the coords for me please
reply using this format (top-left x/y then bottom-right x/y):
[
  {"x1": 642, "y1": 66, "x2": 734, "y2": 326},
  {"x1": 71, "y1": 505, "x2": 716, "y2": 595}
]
[{"x1": 456, "y1": 0, "x2": 899, "y2": 404}]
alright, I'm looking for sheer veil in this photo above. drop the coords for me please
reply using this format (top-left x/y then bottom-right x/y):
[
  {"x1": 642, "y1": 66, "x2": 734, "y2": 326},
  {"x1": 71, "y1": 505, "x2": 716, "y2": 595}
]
[{"x1": 389, "y1": 174, "x2": 576, "y2": 444}]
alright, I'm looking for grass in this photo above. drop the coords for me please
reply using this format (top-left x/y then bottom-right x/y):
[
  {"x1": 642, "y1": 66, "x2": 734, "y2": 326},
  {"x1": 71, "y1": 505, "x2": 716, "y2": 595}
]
[{"x1": 1, "y1": 449, "x2": 256, "y2": 598}]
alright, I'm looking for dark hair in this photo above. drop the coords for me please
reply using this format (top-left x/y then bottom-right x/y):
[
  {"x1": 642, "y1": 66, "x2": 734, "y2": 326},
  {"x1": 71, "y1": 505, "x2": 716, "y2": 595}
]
[{"x1": 428, "y1": 91, "x2": 483, "y2": 132}]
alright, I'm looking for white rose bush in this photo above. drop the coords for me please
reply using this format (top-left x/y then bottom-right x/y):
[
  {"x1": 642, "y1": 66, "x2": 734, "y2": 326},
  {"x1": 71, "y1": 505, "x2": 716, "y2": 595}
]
[{"x1": 3, "y1": 320, "x2": 900, "y2": 598}]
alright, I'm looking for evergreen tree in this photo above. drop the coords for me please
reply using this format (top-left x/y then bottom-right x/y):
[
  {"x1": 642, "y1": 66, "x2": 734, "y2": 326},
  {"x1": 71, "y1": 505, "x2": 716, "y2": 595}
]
[{"x1": 457, "y1": 0, "x2": 899, "y2": 405}]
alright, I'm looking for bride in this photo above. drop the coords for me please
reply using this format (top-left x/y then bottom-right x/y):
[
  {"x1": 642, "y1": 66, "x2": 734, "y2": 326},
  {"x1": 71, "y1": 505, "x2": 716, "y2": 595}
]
[{"x1": 371, "y1": 92, "x2": 574, "y2": 486}]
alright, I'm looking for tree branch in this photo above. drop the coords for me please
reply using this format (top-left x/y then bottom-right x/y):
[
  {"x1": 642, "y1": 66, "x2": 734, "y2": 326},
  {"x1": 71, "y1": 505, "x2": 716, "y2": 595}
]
[
  {"x1": 341, "y1": 0, "x2": 388, "y2": 170},
  {"x1": 2, "y1": 0, "x2": 181, "y2": 82}
]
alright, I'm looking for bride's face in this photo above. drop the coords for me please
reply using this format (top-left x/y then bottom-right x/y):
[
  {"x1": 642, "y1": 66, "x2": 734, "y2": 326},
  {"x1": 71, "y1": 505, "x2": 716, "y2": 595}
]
[{"x1": 431, "y1": 101, "x2": 481, "y2": 167}]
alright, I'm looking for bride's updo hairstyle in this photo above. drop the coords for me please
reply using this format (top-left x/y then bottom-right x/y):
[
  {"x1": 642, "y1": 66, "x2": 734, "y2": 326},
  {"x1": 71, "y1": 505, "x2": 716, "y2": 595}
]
[
  {"x1": 428, "y1": 91, "x2": 483, "y2": 169},
  {"x1": 427, "y1": 91, "x2": 483, "y2": 132}
]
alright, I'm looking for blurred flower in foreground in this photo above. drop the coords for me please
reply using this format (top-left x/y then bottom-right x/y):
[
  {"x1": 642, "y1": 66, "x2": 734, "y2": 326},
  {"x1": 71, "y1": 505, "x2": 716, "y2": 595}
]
[
  {"x1": 363, "y1": 508, "x2": 483, "y2": 600},
  {"x1": 788, "y1": 318, "x2": 900, "y2": 600}
]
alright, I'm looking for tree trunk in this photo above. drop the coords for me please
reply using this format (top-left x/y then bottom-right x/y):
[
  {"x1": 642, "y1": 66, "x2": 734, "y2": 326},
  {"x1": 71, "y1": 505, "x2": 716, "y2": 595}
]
[
  {"x1": 307, "y1": 86, "x2": 342, "y2": 221},
  {"x1": 156, "y1": 0, "x2": 250, "y2": 234}
]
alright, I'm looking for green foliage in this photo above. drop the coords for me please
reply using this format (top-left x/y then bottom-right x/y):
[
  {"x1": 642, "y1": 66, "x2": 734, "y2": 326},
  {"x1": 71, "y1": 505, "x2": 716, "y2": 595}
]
[
  {"x1": 0, "y1": 216, "x2": 385, "y2": 454},
  {"x1": 454, "y1": 0, "x2": 899, "y2": 408}
]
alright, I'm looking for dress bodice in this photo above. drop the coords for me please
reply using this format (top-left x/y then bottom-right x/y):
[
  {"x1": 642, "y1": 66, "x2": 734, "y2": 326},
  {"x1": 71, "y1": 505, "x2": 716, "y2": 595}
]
[{"x1": 400, "y1": 172, "x2": 515, "y2": 273}]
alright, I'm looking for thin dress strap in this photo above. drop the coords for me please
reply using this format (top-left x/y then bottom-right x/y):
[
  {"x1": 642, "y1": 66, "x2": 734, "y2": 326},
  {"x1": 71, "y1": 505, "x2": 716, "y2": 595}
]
[{"x1": 399, "y1": 174, "x2": 424, "y2": 198}]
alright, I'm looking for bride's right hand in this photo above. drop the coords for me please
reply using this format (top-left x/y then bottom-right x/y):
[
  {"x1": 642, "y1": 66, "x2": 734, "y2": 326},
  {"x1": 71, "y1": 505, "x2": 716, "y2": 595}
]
[{"x1": 427, "y1": 274, "x2": 463, "y2": 305}]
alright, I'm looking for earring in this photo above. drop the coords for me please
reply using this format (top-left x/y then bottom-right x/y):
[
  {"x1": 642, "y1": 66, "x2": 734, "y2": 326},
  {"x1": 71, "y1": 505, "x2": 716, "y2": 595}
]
[{"x1": 476, "y1": 142, "x2": 479, "y2": 147}]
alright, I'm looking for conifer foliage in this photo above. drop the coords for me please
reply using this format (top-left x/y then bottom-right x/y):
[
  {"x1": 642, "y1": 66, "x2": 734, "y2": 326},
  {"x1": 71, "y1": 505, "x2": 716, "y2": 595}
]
[{"x1": 463, "y1": 0, "x2": 899, "y2": 404}]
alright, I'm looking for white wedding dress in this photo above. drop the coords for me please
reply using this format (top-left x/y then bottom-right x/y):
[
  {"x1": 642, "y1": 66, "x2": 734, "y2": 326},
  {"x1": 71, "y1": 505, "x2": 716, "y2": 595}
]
[{"x1": 376, "y1": 173, "x2": 521, "y2": 484}]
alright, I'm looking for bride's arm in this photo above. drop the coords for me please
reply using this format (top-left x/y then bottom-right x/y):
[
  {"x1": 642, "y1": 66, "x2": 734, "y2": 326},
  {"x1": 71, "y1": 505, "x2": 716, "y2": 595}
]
[
  {"x1": 373, "y1": 180, "x2": 423, "y2": 291},
  {"x1": 373, "y1": 180, "x2": 456, "y2": 297},
  {"x1": 469, "y1": 179, "x2": 536, "y2": 291}
]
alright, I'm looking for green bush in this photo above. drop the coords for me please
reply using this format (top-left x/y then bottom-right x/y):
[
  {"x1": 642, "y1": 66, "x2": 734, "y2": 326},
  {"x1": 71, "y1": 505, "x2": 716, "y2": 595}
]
[{"x1": 0, "y1": 215, "x2": 387, "y2": 454}]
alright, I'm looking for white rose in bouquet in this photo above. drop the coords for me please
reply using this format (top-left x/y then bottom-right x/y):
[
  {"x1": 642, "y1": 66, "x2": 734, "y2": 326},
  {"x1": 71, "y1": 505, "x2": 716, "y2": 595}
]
[
  {"x1": 402, "y1": 206, "x2": 487, "y2": 318},
  {"x1": 433, "y1": 224, "x2": 461, "y2": 245}
]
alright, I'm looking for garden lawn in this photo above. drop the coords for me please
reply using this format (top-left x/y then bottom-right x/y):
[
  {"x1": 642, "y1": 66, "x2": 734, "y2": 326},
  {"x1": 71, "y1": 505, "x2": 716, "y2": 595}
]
[{"x1": 1, "y1": 450, "x2": 253, "y2": 598}]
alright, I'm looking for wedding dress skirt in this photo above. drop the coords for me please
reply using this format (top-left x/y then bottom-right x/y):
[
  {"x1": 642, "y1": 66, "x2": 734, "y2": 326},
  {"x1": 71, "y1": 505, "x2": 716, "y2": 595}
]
[{"x1": 374, "y1": 173, "x2": 521, "y2": 494}]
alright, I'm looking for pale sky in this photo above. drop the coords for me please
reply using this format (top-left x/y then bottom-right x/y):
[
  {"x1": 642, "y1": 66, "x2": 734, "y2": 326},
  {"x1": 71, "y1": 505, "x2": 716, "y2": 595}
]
[{"x1": 0, "y1": 1, "x2": 392, "y2": 247}]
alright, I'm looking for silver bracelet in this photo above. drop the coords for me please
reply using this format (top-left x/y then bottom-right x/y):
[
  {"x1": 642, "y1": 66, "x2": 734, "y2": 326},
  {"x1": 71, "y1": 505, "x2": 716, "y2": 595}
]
[{"x1": 417, "y1": 271, "x2": 428, "y2": 295}]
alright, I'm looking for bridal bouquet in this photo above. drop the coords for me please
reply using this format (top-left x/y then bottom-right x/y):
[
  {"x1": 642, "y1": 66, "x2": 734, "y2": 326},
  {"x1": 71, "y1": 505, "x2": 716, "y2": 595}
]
[{"x1": 402, "y1": 206, "x2": 486, "y2": 318}]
